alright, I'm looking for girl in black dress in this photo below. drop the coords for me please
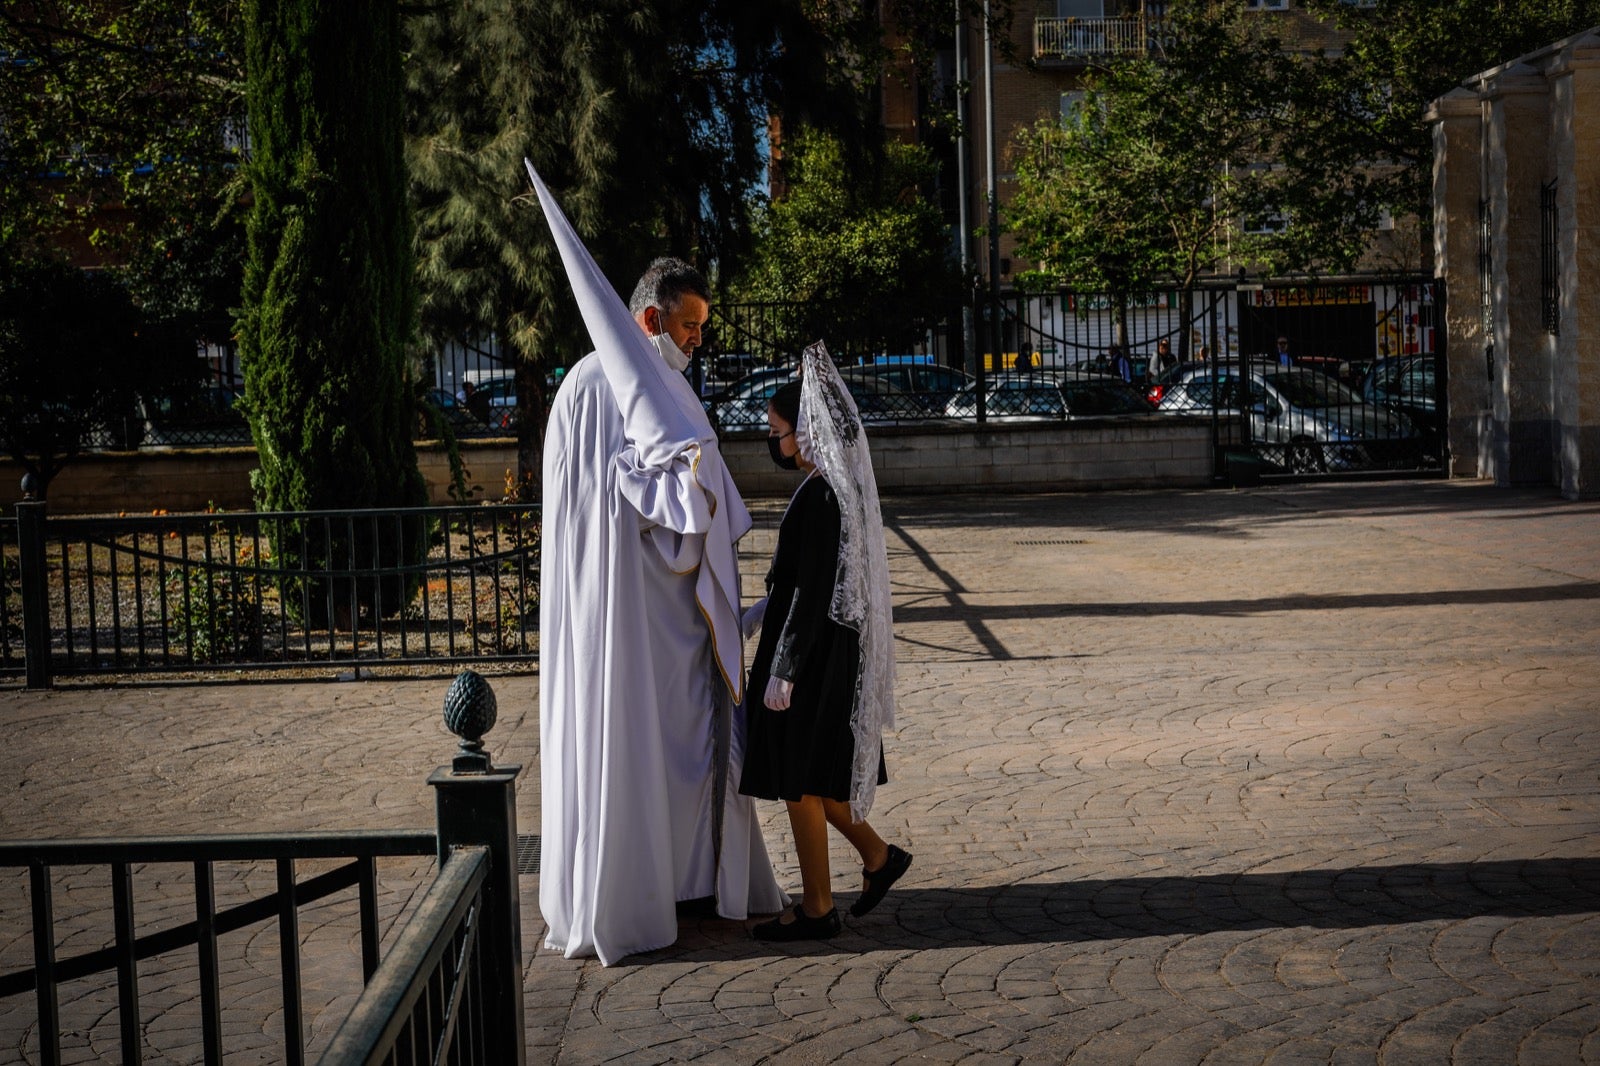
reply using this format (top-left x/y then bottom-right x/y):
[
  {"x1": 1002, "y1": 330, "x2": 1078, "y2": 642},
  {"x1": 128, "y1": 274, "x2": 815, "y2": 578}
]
[{"x1": 740, "y1": 376, "x2": 912, "y2": 941}]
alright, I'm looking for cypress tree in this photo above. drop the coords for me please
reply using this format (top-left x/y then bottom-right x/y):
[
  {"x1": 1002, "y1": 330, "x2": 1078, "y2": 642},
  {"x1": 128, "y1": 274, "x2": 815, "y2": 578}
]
[{"x1": 238, "y1": 0, "x2": 427, "y2": 624}]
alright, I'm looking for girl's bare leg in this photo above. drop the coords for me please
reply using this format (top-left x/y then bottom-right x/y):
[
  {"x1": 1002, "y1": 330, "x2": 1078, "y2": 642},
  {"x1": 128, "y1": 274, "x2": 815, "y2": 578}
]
[
  {"x1": 820, "y1": 797, "x2": 890, "y2": 889},
  {"x1": 781, "y1": 796, "x2": 835, "y2": 920}
]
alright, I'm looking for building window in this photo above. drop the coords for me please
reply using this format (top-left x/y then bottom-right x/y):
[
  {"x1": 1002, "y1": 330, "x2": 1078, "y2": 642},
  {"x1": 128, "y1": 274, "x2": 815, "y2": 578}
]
[
  {"x1": 1244, "y1": 0, "x2": 1288, "y2": 10},
  {"x1": 1244, "y1": 209, "x2": 1288, "y2": 235},
  {"x1": 1540, "y1": 180, "x2": 1559, "y2": 335}
]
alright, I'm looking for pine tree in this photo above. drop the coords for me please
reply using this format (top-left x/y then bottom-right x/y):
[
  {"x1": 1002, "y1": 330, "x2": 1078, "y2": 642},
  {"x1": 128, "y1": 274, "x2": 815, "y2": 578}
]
[
  {"x1": 404, "y1": 0, "x2": 871, "y2": 491},
  {"x1": 238, "y1": 0, "x2": 427, "y2": 625}
]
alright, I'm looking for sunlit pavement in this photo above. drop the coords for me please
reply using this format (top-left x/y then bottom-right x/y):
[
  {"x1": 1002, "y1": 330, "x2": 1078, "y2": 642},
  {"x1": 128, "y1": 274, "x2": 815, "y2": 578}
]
[{"x1": 3, "y1": 478, "x2": 1598, "y2": 1064}]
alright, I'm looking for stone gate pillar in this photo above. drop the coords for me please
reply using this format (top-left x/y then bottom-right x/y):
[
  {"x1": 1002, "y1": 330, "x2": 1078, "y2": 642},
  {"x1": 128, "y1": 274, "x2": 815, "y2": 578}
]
[
  {"x1": 1426, "y1": 87, "x2": 1487, "y2": 478},
  {"x1": 1550, "y1": 33, "x2": 1600, "y2": 499},
  {"x1": 1482, "y1": 63, "x2": 1555, "y2": 485}
]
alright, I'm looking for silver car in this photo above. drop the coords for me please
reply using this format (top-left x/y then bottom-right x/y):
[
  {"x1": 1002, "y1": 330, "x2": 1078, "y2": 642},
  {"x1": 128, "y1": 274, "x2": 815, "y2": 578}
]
[{"x1": 1156, "y1": 363, "x2": 1417, "y2": 472}]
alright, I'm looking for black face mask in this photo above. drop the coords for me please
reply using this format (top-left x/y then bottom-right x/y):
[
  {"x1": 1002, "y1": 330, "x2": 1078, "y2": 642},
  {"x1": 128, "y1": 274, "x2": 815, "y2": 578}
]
[{"x1": 767, "y1": 434, "x2": 800, "y2": 470}]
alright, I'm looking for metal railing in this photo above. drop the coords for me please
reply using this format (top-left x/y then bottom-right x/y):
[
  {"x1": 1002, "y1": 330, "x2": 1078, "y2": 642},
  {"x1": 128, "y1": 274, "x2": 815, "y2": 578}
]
[
  {"x1": 0, "y1": 673, "x2": 526, "y2": 1066},
  {"x1": 315, "y1": 846, "x2": 491, "y2": 1065},
  {"x1": 1, "y1": 831, "x2": 438, "y2": 1066},
  {"x1": 704, "y1": 277, "x2": 1446, "y2": 477},
  {"x1": 6, "y1": 501, "x2": 537, "y2": 685},
  {"x1": 1034, "y1": 16, "x2": 1155, "y2": 61},
  {"x1": 1, "y1": 516, "x2": 17, "y2": 670}
]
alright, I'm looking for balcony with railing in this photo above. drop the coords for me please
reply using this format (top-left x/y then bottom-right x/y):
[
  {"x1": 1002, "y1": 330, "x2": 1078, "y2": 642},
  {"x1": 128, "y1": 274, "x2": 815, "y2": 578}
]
[{"x1": 1034, "y1": 16, "x2": 1160, "y2": 64}]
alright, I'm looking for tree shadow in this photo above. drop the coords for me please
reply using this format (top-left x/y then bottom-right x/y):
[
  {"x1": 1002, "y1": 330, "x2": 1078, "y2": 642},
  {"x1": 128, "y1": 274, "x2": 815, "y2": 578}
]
[
  {"x1": 644, "y1": 856, "x2": 1600, "y2": 964},
  {"x1": 890, "y1": 579, "x2": 1600, "y2": 627}
]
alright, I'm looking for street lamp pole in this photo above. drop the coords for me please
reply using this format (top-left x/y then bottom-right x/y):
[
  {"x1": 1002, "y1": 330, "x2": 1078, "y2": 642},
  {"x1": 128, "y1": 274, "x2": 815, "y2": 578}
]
[
  {"x1": 955, "y1": 1, "x2": 975, "y2": 381},
  {"x1": 980, "y1": 0, "x2": 1000, "y2": 424}
]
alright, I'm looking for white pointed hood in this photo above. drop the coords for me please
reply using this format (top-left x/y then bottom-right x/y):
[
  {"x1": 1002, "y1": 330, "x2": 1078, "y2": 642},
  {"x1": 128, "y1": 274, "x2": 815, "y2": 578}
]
[{"x1": 525, "y1": 160, "x2": 751, "y2": 701}]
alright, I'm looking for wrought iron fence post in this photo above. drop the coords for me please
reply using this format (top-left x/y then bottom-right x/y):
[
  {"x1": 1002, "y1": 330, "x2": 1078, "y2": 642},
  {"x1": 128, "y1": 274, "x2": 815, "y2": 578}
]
[
  {"x1": 428, "y1": 670, "x2": 525, "y2": 1065},
  {"x1": 17, "y1": 492, "x2": 52, "y2": 689}
]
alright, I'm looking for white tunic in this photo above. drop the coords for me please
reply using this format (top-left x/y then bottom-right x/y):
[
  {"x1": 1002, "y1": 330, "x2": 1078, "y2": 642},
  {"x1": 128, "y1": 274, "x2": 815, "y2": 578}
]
[{"x1": 539, "y1": 354, "x2": 788, "y2": 966}]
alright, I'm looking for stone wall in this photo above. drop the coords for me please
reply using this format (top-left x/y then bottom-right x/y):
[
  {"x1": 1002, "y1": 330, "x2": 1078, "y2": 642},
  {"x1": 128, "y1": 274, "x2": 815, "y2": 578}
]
[
  {"x1": 3, "y1": 417, "x2": 1218, "y2": 514},
  {"x1": 1427, "y1": 27, "x2": 1600, "y2": 499}
]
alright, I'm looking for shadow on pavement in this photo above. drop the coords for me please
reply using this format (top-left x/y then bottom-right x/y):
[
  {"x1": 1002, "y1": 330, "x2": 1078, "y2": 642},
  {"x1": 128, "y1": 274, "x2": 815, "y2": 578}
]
[
  {"x1": 891, "y1": 580, "x2": 1600, "y2": 625},
  {"x1": 644, "y1": 856, "x2": 1600, "y2": 963}
]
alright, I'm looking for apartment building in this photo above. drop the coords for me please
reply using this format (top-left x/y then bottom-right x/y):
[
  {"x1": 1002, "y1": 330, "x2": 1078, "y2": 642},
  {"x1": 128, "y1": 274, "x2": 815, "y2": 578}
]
[{"x1": 890, "y1": 1, "x2": 1413, "y2": 285}]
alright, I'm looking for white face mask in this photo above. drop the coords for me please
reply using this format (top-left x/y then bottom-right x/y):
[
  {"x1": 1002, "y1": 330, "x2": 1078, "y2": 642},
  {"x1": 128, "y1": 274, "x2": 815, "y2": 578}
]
[{"x1": 648, "y1": 315, "x2": 689, "y2": 372}]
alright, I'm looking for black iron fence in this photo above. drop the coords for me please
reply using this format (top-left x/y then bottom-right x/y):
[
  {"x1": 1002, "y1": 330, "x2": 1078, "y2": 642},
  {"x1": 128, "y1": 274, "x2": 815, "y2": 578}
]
[
  {"x1": 4, "y1": 501, "x2": 537, "y2": 686},
  {"x1": 0, "y1": 673, "x2": 526, "y2": 1066},
  {"x1": 702, "y1": 275, "x2": 1446, "y2": 477},
  {"x1": 315, "y1": 845, "x2": 492, "y2": 1065},
  {"x1": 1, "y1": 831, "x2": 437, "y2": 1066}
]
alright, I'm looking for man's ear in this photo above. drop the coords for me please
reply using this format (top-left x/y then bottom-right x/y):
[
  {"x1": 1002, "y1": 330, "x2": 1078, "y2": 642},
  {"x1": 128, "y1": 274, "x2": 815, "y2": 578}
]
[{"x1": 641, "y1": 305, "x2": 663, "y2": 336}]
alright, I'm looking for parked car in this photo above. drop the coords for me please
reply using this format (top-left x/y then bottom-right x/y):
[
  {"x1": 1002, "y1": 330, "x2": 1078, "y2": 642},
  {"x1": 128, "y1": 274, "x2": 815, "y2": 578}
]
[
  {"x1": 1146, "y1": 360, "x2": 1210, "y2": 406},
  {"x1": 1156, "y1": 363, "x2": 1417, "y2": 472},
  {"x1": 697, "y1": 353, "x2": 766, "y2": 397},
  {"x1": 1071, "y1": 354, "x2": 1151, "y2": 384},
  {"x1": 1361, "y1": 355, "x2": 1440, "y2": 438},
  {"x1": 475, "y1": 376, "x2": 519, "y2": 431},
  {"x1": 422, "y1": 388, "x2": 480, "y2": 433},
  {"x1": 943, "y1": 371, "x2": 1156, "y2": 422},
  {"x1": 706, "y1": 367, "x2": 798, "y2": 430},
  {"x1": 139, "y1": 384, "x2": 251, "y2": 446},
  {"x1": 709, "y1": 366, "x2": 926, "y2": 432},
  {"x1": 841, "y1": 363, "x2": 973, "y2": 413}
]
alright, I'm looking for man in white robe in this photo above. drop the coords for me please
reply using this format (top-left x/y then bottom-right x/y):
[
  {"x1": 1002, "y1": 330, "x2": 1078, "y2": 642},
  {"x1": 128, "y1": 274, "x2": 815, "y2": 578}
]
[{"x1": 529, "y1": 164, "x2": 787, "y2": 966}]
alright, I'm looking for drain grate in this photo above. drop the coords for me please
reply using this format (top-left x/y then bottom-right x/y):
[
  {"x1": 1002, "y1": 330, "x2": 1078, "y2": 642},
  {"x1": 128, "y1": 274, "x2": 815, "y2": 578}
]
[
  {"x1": 516, "y1": 833, "x2": 541, "y2": 875},
  {"x1": 1015, "y1": 539, "x2": 1088, "y2": 546}
]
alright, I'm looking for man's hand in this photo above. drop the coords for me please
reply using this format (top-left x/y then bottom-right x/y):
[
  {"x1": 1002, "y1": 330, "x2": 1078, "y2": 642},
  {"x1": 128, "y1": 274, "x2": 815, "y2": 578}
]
[
  {"x1": 763, "y1": 677, "x2": 793, "y2": 711},
  {"x1": 741, "y1": 597, "x2": 767, "y2": 640}
]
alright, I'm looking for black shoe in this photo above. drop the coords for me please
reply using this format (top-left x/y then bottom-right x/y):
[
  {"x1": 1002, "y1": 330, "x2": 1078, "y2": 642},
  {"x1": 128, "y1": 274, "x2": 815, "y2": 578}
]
[
  {"x1": 752, "y1": 904, "x2": 841, "y2": 942},
  {"x1": 850, "y1": 845, "x2": 912, "y2": 917}
]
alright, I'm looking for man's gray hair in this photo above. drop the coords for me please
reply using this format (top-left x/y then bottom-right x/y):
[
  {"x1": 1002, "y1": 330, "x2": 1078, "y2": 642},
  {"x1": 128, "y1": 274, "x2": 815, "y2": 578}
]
[{"x1": 628, "y1": 257, "x2": 711, "y2": 318}]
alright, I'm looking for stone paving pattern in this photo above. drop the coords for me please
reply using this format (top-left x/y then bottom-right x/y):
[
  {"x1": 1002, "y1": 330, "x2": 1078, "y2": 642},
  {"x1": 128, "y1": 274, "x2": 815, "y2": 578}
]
[{"x1": 2, "y1": 480, "x2": 1598, "y2": 1063}]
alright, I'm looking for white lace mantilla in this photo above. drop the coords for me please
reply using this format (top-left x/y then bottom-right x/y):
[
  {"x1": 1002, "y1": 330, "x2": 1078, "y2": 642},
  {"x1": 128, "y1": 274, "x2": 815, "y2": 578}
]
[{"x1": 795, "y1": 341, "x2": 895, "y2": 821}]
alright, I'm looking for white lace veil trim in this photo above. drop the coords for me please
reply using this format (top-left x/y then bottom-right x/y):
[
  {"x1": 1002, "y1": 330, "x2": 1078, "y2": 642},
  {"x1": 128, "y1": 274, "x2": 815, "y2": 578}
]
[{"x1": 796, "y1": 342, "x2": 895, "y2": 821}]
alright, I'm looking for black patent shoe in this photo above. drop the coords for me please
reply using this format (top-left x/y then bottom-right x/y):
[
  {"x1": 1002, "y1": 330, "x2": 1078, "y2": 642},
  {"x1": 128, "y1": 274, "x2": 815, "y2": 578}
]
[
  {"x1": 752, "y1": 904, "x2": 842, "y2": 942},
  {"x1": 850, "y1": 845, "x2": 912, "y2": 917}
]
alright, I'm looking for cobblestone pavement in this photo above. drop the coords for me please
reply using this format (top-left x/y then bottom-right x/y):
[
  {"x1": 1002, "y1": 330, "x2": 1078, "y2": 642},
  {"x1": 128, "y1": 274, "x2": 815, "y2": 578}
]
[{"x1": 2, "y1": 479, "x2": 1598, "y2": 1064}]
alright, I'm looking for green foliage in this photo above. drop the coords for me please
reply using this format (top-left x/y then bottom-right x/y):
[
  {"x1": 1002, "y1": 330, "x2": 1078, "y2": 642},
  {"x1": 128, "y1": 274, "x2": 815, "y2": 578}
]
[
  {"x1": 0, "y1": 256, "x2": 203, "y2": 495},
  {"x1": 238, "y1": 0, "x2": 427, "y2": 626},
  {"x1": 168, "y1": 553, "x2": 262, "y2": 663},
  {"x1": 0, "y1": 1, "x2": 246, "y2": 320},
  {"x1": 1007, "y1": 12, "x2": 1296, "y2": 324},
  {"x1": 1292, "y1": 0, "x2": 1600, "y2": 257},
  {"x1": 733, "y1": 128, "x2": 960, "y2": 360},
  {"x1": 1006, "y1": 0, "x2": 1600, "y2": 288},
  {"x1": 404, "y1": 0, "x2": 876, "y2": 484}
]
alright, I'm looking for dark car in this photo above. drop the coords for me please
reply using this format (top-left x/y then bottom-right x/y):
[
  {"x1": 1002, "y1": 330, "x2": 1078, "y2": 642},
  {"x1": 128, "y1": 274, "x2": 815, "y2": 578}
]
[
  {"x1": 841, "y1": 363, "x2": 974, "y2": 414},
  {"x1": 423, "y1": 388, "x2": 481, "y2": 433},
  {"x1": 709, "y1": 367, "x2": 925, "y2": 432},
  {"x1": 1360, "y1": 354, "x2": 1441, "y2": 466},
  {"x1": 139, "y1": 384, "x2": 251, "y2": 446},
  {"x1": 1361, "y1": 355, "x2": 1439, "y2": 435},
  {"x1": 944, "y1": 371, "x2": 1157, "y2": 422}
]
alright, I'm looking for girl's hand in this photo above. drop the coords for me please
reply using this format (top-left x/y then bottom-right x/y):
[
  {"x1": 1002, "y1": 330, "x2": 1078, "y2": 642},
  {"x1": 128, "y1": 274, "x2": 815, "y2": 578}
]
[{"x1": 764, "y1": 677, "x2": 793, "y2": 711}]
